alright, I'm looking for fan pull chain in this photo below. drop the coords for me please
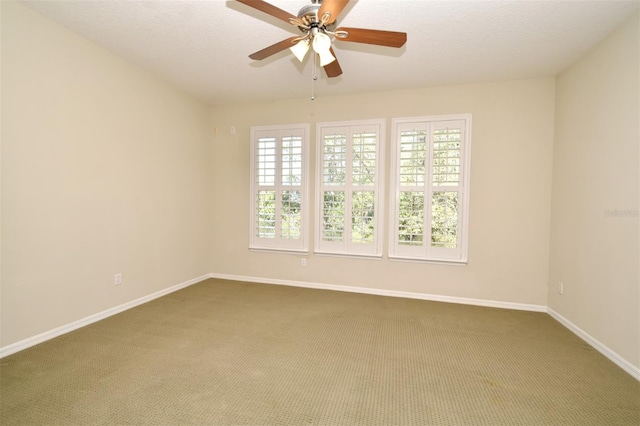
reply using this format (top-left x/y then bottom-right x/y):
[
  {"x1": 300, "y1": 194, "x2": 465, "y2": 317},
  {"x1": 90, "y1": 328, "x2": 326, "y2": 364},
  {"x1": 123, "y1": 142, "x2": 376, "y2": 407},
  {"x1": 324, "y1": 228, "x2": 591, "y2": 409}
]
[{"x1": 310, "y1": 53, "x2": 317, "y2": 101}]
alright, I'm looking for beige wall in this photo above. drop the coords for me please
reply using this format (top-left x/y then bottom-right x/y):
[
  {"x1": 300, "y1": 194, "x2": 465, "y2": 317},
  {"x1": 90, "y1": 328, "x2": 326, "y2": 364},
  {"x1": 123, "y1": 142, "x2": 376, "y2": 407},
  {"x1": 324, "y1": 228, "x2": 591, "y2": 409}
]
[
  {"x1": 549, "y1": 13, "x2": 639, "y2": 368},
  {"x1": 1, "y1": 2, "x2": 213, "y2": 346},
  {"x1": 211, "y1": 78, "x2": 556, "y2": 306}
]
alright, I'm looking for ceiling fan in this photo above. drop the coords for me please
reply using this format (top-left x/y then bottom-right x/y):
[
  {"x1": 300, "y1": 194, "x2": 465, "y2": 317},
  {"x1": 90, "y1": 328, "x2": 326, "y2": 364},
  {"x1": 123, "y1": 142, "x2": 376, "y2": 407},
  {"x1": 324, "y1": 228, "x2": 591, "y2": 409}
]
[{"x1": 235, "y1": 0, "x2": 407, "y2": 78}]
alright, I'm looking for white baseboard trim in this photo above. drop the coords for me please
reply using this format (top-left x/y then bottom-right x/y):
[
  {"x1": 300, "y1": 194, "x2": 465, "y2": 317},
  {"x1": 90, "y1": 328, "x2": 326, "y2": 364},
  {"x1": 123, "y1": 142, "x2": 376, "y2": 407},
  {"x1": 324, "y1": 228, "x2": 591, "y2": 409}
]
[
  {"x1": 547, "y1": 307, "x2": 640, "y2": 381},
  {"x1": 0, "y1": 273, "x2": 213, "y2": 359},
  {"x1": 209, "y1": 273, "x2": 547, "y2": 312}
]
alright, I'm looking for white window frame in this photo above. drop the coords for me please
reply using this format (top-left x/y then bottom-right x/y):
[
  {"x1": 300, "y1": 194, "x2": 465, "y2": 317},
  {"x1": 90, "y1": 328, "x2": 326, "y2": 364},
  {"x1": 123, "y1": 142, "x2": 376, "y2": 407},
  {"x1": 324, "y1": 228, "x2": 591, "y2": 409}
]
[
  {"x1": 315, "y1": 119, "x2": 385, "y2": 257},
  {"x1": 249, "y1": 123, "x2": 310, "y2": 253},
  {"x1": 389, "y1": 114, "x2": 472, "y2": 264}
]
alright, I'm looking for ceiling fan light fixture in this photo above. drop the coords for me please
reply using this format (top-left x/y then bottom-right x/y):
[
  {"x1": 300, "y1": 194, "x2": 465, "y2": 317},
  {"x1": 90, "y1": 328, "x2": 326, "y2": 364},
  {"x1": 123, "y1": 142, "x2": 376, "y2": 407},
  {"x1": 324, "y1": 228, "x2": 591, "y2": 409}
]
[
  {"x1": 317, "y1": 48, "x2": 336, "y2": 66},
  {"x1": 290, "y1": 39, "x2": 310, "y2": 62},
  {"x1": 312, "y1": 32, "x2": 336, "y2": 66}
]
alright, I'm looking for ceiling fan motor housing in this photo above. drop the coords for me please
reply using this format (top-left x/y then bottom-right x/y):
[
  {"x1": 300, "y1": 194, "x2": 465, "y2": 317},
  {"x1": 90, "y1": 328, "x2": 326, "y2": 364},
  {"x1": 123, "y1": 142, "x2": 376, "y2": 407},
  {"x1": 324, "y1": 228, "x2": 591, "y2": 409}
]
[{"x1": 296, "y1": 0, "x2": 336, "y2": 33}]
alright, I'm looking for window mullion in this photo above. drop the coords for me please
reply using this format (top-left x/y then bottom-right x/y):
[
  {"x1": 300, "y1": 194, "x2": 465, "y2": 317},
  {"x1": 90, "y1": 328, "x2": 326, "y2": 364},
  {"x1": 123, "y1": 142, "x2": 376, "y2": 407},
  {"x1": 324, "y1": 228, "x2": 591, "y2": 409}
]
[
  {"x1": 424, "y1": 123, "x2": 434, "y2": 258},
  {"x1": 345, "y1": 129, "x2": 354, "y2": 253},
  {"x1": 274, "y1": 134, "x2": 282, "y2": 242}
]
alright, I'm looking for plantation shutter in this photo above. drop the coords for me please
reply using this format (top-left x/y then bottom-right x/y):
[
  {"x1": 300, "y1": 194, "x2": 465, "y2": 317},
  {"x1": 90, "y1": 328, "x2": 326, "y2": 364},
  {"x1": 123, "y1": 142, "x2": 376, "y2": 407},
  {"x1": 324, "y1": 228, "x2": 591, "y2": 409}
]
[
  {"x1": 316, "y1": 120, "x2": 385, "y2": 257},
  {"x1": 250, "y1": 125, "x2": 309, "y2": 252},
  {"x1": 390, "y1": 115, "x2": 471, "y2": 263}
]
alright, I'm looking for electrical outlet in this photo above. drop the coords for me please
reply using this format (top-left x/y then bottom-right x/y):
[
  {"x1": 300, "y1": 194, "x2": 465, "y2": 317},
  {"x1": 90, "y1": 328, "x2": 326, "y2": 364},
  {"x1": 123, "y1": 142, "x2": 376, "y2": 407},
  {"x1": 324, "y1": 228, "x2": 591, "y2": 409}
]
[
  {"x1": 300, "y1": 258, "x2": 307, "y2": 267},
  {"x1": 115, "y1": 273, "x2": 122, "y2": 286},
  {"x1": 558, "y1": 282, "x2": 564, "y2": 295}
]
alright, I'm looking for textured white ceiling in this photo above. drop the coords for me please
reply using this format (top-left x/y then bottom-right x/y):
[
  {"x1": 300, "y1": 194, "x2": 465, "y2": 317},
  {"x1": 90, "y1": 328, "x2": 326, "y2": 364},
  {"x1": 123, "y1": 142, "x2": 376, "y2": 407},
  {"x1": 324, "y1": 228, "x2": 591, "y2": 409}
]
[{"x1": 21, "y1": 0, "x2": 639, "y2": 106}]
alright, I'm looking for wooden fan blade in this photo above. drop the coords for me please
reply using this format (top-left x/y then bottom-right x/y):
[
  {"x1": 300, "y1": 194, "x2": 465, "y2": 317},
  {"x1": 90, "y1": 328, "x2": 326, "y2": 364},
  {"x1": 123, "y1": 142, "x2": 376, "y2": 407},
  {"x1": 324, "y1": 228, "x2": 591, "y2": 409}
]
[
  {"x1": 318, "y1": 0, "x2": 350, "y2": 24},
  {"x1": 324, "y1": 48, "x2": 343, "y2": 78},
  {"x1": 249, "y1": 37, "x2": 299, "y2": 60},
  {"x1": 235, "y1": 0, "x2": 298, "y2": 24},
  {"x1": 335, "y1": 27, "x2": 407, "y2": 48}
]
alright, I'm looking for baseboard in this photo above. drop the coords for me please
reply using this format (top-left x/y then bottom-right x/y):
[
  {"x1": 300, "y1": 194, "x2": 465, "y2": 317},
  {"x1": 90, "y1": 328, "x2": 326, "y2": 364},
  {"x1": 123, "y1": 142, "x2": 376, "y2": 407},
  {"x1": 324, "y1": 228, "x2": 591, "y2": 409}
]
[
  {"x1": 547, "y1": 308, "x2": 640, "y2": 381},
  {"x1": 208, "y1": 273, "x2": 547, "y2": 312},
  {"x1": 0, "y1": 273, "x2": 213, "y2": 359}
]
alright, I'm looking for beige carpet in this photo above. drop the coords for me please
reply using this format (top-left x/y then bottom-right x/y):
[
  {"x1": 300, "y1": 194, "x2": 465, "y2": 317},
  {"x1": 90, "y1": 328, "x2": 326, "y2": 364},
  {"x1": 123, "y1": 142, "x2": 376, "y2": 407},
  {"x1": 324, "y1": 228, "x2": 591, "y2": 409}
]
[{"x1": 1, "y1": 278, "x2": 638, "y2": 425}]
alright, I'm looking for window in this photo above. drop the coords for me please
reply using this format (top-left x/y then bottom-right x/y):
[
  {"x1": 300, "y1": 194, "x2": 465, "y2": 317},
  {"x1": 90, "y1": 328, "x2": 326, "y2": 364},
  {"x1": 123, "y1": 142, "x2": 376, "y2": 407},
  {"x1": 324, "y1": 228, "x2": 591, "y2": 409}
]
[
  {"x1": 390, "y1": 115, "x2": 471, "y2": 263},
  {"x1": 316, "y1": 119, "x2": 385, "y2": 257},
  {"x1": 250, "y1": 124, "x2": 309, "y2": 252}
]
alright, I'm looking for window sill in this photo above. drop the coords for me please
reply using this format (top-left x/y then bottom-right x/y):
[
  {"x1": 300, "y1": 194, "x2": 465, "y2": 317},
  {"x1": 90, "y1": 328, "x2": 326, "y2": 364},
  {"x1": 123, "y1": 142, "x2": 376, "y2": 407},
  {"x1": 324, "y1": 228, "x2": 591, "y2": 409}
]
[
  {"x1": 388, "y1": 255, "x2": 468, "y2": 266},
  {"x1": 314, "y1": 251, "x2": 383, "y2": 261},
  {"x1": 249, "y1": 247, "x2": 310, "y2": 255}
]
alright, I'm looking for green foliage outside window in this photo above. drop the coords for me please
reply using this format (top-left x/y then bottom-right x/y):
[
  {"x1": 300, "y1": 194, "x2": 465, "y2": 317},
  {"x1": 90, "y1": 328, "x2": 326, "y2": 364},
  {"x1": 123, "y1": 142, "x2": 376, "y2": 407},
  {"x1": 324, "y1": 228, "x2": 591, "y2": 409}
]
[
  {"x1": 257, "y1": 191, "x2": 276, "y2": 238},
  {"x1": 431, "y1": 192, "x2": 458, "y2": 248},
  {"x1": 322, "y1": 191, "x2": 345, "y2": 241},
  {"x1": 281, "y1": 190, "x2": 301, "y2": 239},
  {"x1": 351, "y1": 191, "x2": 375, "y2": 243},
  {"x1": 398, "y1": 192, "x2": 424, "y2": 246}
]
